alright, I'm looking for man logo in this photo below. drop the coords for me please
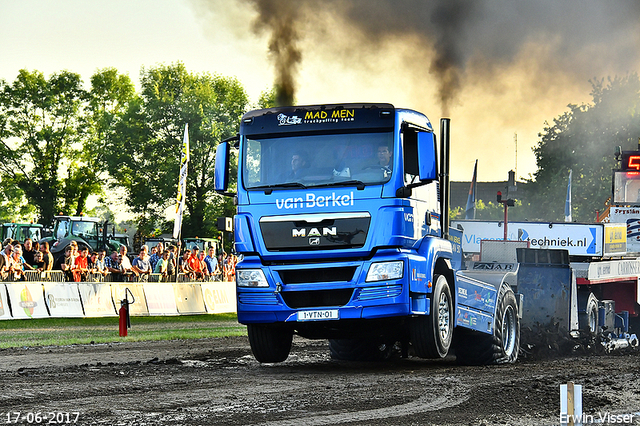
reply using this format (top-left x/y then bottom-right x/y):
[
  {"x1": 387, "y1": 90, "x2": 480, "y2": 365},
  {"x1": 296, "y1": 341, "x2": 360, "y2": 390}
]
[
  {"x1": 292, "y1": 227, "x2": 337, "y2": 238},
  {"x1": 309, "y1": 237, "x2": 320, "y2": 245}
]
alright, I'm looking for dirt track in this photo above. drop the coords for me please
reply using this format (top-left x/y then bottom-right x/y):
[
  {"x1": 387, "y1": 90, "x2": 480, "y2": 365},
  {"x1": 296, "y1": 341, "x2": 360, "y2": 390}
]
[{"x1": 1, "y1": 335, "x2": 639, "y2": 426}]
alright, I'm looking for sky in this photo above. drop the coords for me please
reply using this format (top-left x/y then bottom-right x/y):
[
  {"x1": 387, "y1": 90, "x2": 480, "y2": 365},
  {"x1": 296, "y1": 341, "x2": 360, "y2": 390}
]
[{"x1": 1, "y1": 0, "x2": 640, "y2": 184}]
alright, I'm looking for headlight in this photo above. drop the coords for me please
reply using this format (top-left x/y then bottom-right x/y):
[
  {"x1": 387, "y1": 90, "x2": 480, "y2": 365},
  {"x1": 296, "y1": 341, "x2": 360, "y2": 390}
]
[
  {"x1": 366, "y1": 261, "x2": 404, "y2": 282},
  {"x1": 236, "y1": 269, "x2": 269, "y2": 287}
]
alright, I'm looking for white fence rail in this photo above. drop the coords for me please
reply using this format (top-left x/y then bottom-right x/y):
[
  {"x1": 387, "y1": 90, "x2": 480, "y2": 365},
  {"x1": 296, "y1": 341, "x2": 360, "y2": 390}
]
[{"x1": 0, "y1": 279, "x2": 236, "y2": 320}]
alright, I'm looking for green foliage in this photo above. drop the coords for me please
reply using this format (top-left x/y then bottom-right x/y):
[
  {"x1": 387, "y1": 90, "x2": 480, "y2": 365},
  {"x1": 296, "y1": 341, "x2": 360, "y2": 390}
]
[
  {"x1": 103, "y1": 63, "x2": 249, "y2": 239},
  {"x1": 449, "y1": 206, "x2": 463, "y2": 220},
  {"x1": 0, "y1": 70, "x2": 88, "y2": 222},
  {"x1": 0, "y1": 69, "x2": 135, "y2": 224},
  {"x1": 451, "y1": 199, "x2": 528, "y2": 221},
  {"x1": 257, "y1": 87, "x2": 277, "y2": 109},
  {"x1": 0, "y1": 180, "x2": 35, "y2": 222},
  {"x1": 527, "y1": 74, "x2": 640, "y2": 222}
]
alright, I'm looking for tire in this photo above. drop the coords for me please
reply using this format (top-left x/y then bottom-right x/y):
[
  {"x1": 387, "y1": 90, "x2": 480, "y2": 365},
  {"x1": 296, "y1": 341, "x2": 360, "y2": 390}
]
[
  {"x1": 455, "y1": 284, "x2": 520, "y2": 365},
  {"x1": 578, "y1": 293, "x2": 599, "y2": 334},
  {"x1": 410, "y1": 274, "x2": 453, "y2": 358},
  {"x1": 247, "y1": 324, "x2": 293, "y2": 363},
  {"x1": 329, "y1": 337, "x2": 395, "y2": 362}
]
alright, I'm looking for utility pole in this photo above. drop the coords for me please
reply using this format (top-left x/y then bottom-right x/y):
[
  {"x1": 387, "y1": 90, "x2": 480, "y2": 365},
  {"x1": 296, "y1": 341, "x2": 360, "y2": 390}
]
[{"x1": 514, "y1": 132, "x2": 518, "y2": 180}]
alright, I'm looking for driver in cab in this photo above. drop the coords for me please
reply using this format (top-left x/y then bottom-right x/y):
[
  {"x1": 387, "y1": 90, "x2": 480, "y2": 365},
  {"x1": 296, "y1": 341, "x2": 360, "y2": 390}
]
[
  {"x1": 285, "y1": 151, "x2": 309, "y2": 181},
  {"x1": 375, "y1": 144, "x2": 393, "y2": 178}
]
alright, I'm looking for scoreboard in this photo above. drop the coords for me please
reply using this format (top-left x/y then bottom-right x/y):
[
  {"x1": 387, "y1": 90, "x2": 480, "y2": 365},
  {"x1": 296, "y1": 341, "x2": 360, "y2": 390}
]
[{"x1": 613, "y1": 150, "x2": 640, "y2": 205}]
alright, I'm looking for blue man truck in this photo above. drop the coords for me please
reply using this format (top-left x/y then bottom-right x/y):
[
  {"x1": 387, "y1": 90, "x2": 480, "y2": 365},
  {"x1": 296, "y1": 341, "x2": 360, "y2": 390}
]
[{"x1": 215, "y1": 103, "x2": 520, "y2": 364}]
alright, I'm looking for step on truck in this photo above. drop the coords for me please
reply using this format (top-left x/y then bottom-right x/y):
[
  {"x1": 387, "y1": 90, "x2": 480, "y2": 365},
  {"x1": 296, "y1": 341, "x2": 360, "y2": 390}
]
[{"x1": 215, "y1": 103, "x2": 520, "y2": 364}]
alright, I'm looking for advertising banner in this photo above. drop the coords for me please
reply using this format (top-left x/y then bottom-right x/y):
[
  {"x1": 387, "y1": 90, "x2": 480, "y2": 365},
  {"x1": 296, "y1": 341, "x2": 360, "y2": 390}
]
[
  {"x1": 452, "y1": 220, "x2": 603, "y2": 257},
  {"x1": 143, "y1": 283, "x2": 179, "y2": 315},
  {"x1": 201, "y1": 282, "x2": 237, "y2": 314},
  {"x1": 0, "y1": 284, "x2": 11, "y2": 319},
  {"x1": 603, "y1": 223, "x2": 627, "y2": 255},
  {"x1": 173, "y1": 283, "x2": 206, "y2": 314},
  {"x1": 78, "y1": 282, "x2": 116, "y2": 317},
  {"x1": 111, "y1": 283, "x2": 149, "y2": 316},
  {"x1": 5, "y1": 282, "x2": 49, "y2": 319},
  {"x1": 608, "y1": 207, "x2": 640, "y2": 253},
  {"x1": 43, "y1": 282, "x2": 84, "y2": 318}
]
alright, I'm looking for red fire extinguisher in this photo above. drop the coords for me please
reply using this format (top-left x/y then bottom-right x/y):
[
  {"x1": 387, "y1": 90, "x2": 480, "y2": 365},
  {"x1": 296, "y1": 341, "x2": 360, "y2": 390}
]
[{"x1": 119, "y1": 288, "x2": 135, "y2": 337}]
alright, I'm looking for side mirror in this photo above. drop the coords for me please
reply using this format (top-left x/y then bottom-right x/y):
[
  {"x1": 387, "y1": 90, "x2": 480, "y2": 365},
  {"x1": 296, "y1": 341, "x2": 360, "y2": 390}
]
[
  {"x1": 214, "y1": 142, "x2": 230, "y2": 193},
  {"x1": 417, "y1": 131, "x2": 437, "y2": 181}
]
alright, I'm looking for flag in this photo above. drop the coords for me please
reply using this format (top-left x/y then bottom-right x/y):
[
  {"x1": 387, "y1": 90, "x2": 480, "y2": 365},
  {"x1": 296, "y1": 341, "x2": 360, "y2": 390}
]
[
  {"x1": 564, "y1": 169, "x2": 572, "y2": 222},
  {"x1": 173, "y1": 124, "x2": 189, "y2": 239},
  {"x1": 465, "y1": 160, "x2": 478, "y2": 219}
]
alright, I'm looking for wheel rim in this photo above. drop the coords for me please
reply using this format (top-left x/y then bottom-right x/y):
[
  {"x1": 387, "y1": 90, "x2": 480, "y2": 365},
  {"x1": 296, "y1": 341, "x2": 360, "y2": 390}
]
[
  {"x1": 501, "y1": 305, "x2": 516, "y2": 356},
  {"x1": 588, "y1": 307, "x2": 597, "y2": 333},
  {"x1": 438, "y1": 292, "x2": 451, "y2": 341}
]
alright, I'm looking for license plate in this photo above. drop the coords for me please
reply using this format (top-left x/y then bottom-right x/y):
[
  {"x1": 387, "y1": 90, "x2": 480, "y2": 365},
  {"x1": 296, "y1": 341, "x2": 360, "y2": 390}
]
[{"x1": 297, "y1": 309, "x2": 339, "y2": 321}]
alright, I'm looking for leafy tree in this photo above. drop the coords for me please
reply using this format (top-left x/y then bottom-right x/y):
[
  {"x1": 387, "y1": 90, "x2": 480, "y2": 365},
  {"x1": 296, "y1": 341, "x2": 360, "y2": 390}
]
[
  {"x1": 527, "y1": 74, "x2": 640, "y2": 222},
  {"x1": 0, "y1": 70, "x2": 89, "y2": 223},
  {"x1": 82, "y1": 68, "x2": 136, "y2": 214},
  {"x1": 0, "y1": 179, "x2": 35, "y2": 222},
  {"x1": 104, "y1": 63, "x2": 249, "y2": 239},
  {"x1": 451, "y1": 199, "x2": 528, "y2": 221},
  {"x1": 257, "y1": 88, "x2": 277, "y2": 109}
]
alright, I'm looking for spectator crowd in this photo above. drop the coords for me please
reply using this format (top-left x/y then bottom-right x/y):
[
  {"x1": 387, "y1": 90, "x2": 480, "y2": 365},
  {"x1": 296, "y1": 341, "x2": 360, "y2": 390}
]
[{"x1": 0, "y1": 238, "x2": 239, "y2": 283}]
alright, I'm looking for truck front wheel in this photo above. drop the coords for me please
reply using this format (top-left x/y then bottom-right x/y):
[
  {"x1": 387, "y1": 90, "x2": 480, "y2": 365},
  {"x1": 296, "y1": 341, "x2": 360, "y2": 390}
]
[
  {"x1": 410, "y1": 274, "x2": 453, "y2": 358},
  {"x1": 455, "y1": 284, "x2": 520, "y2": 365},
  {"x1": 247, "y1": 324, "x2": 293, "y2": 363}
]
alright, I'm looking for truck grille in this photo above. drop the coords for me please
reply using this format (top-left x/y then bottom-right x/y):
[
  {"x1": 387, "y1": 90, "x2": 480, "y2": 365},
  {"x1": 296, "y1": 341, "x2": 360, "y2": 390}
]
[
  {"x1": 357, "y1": 284, "x2": 403, "y2": 301},
  {"x1": 260, "y1": 213, "x2": 370, "y2": 251},
  {"x1": 237, "y1": 293, "x2": 279, "y2": 305},
  {"x1": 281, "y1": 289, "x2": 354, "y2": 308},
  {"x1": 277, "y1": 266, "x2": 357, "y2": 285}
]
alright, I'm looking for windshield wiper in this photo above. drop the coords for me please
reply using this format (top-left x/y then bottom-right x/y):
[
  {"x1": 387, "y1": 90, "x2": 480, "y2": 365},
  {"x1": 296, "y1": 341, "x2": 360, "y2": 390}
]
[
  {"x1": 317, "y1": 180, "x2": 366, "y2": 190},
  {"x1": 250, "y1": 182, "x2": 308, "y2": 194}
]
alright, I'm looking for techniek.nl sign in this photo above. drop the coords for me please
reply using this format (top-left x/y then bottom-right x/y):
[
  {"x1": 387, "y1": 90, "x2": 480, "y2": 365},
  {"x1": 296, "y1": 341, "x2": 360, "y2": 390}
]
[{"x1": 451, "y1": 221, "x2": 603, "y2": 256}]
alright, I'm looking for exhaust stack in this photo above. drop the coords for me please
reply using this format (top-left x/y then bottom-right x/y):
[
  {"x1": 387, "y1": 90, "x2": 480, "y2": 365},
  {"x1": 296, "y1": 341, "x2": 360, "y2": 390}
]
[{"x1": 440, "y1": 118, "x2": 451, "y2": 239}]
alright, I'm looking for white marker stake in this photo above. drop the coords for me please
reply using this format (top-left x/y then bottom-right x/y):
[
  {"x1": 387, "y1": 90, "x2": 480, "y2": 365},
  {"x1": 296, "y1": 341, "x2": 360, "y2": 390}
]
[{"x1": 560, "y1": 382, "x2": 583, "y2": 426}]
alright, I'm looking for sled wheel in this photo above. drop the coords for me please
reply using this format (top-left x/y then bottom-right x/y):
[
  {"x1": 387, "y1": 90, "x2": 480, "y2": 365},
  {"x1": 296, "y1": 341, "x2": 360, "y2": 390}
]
[
  {"x1": 455, "y1": 284, "x2": 520, "y2": 365},
  {"x1": 578, "y1": 293, "x2": 599, "y2": 335}
]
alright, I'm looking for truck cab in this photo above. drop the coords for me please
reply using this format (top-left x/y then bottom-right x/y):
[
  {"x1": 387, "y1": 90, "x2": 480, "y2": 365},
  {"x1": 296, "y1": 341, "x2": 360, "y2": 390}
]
[{"x1": 216, "y1": 103, "x2": 519, "y2": 364}]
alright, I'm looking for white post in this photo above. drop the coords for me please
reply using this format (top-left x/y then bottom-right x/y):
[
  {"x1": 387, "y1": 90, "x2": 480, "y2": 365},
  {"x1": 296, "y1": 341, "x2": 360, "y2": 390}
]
[{"x1": 560, "y1": 382, "x2": 583, "y2": 426}]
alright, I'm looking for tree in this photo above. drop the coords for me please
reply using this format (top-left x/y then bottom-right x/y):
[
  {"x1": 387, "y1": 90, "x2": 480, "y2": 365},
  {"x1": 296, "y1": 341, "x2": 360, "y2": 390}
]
[
  {"x1": 83, "y1": 68, "x2": 136, "y2": 214},
  {"x1": 104, "y1": 63, "x2": 249, "y2": 238},
  {"x1": 0, "y1": 70, "x2": 88, "y2": 223},
  {"x1": 527, "y1": 75, "x2": 640, "y2": 222}
]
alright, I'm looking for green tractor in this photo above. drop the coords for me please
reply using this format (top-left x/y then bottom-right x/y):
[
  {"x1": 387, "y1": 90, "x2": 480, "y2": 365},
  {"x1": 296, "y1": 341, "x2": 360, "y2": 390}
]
[
  {"x1": 40, "y1": 215, "x2": 124, "y2": 261},
  {"x1": 1, "y1": 222, "x2": 44, "y2": 243}
]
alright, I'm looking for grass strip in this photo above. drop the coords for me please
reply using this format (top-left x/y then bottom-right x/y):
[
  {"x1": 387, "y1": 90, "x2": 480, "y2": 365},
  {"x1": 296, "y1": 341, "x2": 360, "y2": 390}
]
[{"x1": 0, "y1": 314, "x2": 246, "y2": 348}]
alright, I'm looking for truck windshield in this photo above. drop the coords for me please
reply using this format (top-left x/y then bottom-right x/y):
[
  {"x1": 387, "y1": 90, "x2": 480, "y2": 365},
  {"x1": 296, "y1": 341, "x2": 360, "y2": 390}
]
[{"x1": 243, "y1": 132, "x2": 394, "y2": 189}]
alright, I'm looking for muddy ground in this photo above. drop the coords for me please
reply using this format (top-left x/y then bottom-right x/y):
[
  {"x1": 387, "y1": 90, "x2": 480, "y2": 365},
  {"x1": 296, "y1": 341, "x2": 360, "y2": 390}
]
[{"x1": 1, "y1": 331, "x2": 639, "y2": 426}]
